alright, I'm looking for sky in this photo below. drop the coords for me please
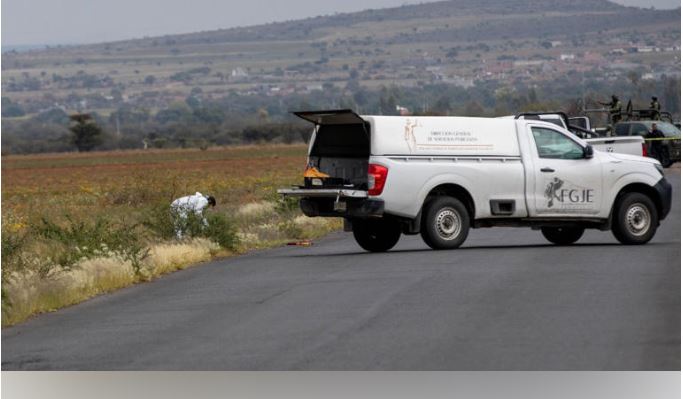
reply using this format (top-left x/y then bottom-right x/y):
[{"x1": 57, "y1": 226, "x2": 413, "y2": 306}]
[{"x1": 2, "y1": 0, "x2": 680, "y2": 46}]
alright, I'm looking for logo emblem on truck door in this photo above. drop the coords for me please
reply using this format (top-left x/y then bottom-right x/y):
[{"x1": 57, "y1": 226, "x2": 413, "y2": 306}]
[
  {"x1": 544, "y1": 177, "x2": 594, "y2": 208},
  {"x1": 545, "y1": 177, "x2": 564, "y2": 207},
  {"x1": 404, "y1": 118, "x2": 419, "y2": 153}
]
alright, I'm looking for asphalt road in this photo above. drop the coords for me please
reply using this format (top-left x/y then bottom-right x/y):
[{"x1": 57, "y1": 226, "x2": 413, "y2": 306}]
[{"x1": 3, "y1": 170, "x2": 680, "y2": 370}]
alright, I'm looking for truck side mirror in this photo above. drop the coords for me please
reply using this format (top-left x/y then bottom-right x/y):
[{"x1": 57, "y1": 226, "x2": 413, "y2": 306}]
[{"x1": 584, "y1": 144, "x2": 594, "y2": 159}]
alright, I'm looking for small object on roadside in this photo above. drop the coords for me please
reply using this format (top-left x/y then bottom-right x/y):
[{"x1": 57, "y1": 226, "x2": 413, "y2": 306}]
[{"x1": 287, "y1": 240, "x2": 313, "y2": 246}]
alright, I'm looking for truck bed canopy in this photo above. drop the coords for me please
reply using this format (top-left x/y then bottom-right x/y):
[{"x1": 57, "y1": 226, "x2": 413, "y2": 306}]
[
  {"x1": 294, "y1": 109, "x2": 370, "y2": 157},
  {"x1": 293, "y1": 109, "x2": 366, "y2": 126}
]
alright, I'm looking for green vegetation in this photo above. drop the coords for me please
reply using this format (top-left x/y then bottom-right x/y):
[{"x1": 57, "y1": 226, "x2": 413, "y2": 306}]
[
  {"x1": 2, "y1": 145, "x2": 340, "y2": 326},
  {"x1": 69, "y1": 115, "x2": 105, "y2": 152}
]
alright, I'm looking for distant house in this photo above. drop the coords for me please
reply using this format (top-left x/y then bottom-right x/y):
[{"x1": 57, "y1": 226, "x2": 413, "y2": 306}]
[
  {"x1": 513, "y1": 60, "x2": 544, "y2": 67},
  {"x1": 560, "y1": 54, "x2": 575, "y2": 61},
  {"x1": 442, "y1": 75, "x2": 475, "y2": 88},
  {"x1": 230, "y1": 67, "x2": 249, "y2": 82}
]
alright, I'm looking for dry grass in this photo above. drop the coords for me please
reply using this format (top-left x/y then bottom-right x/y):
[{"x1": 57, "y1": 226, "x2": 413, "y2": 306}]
[
  {"x1": 2, "y1": 145, "x2": 342, "y2": 326},
  {"x1": 236, "y1": 201, "x2": 276, "y2": 218},
  {"x1": 145, "y1": 238, "x2": 221, "y2": 276},
  {"x1": 2, "y1": 238, "x2": 222, "y2": 325}
]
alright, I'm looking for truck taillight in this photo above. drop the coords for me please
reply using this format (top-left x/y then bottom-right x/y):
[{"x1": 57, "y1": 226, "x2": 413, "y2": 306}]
[
  {"x1": 368, "y1": 164, "x2": 388, "y2": 196},
  {"x1": 642, "y1": 143, "x2": 648, "y2": 157}
]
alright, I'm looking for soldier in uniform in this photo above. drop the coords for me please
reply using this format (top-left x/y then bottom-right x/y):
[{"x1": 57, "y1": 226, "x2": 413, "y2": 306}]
[
  {"x1": 599, "y1": 95, "x2": 622, "y2": 126},
  {"x1": 649, "y1": 96, "x2": 661, "y2": 120}
]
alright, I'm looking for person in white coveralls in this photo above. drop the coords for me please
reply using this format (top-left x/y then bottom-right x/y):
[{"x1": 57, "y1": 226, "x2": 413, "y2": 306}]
[{"x1": 170, "y1": 192, "x2": 216, "y2": 238}]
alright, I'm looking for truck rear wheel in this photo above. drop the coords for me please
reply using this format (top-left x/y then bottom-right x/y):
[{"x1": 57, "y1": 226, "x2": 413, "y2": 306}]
[
  {"x1": 420, "y1": 197, "x2": 470, "y2": 250},
  {"x1": 541, "y1": 227, "x2": 584, "y2": 245},
  {"x1": 611, "y1": 192, "x2": 658, "y2": 245},
  {"x1": 659, "y1": 149, "x2": 673, "y2": 168},
  {"x1": 352, "y1": 218, "x2": 401, "y2": 252}
]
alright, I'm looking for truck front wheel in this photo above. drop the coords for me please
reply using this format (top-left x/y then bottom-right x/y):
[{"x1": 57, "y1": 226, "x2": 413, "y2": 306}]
[
  {"x1": 352, "y1": 218, "x2": 401, "y2": 252},
  {"x1": 611, "y1": 192, "x2": 658, "y2": 245},
  {"x1": 541, "y1": 227, "x2": 585, "y2": 245},
  {"x1": 420, "y1": 197, "x2": 470, "y2": 250}
]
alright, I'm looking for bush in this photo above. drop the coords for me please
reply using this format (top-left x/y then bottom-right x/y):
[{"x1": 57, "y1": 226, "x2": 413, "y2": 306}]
[
  {"x1": 2, "y1": 231, "x2": 27, "y2": 280},
  {"x1": 276, "y1": 195, "x2": 300, "y2": 215},
  {"x1": 262, "y1": 190, "x2": 300, "y2": 215},
  {"x1": 143, "y1": 203, "x2": 178, "y2": 240},
  {"x1": 31, "y1": 215, "x2": 149, "y2": 275},
  {"x1": 143, "y1": 204, "x2": 239, "y2": 250},
  {"x1": 203, "y1": 214, "x2": 239, "y2": 250},
  {"x1": 278, "y1": 220, "x2": 304, "y2": 239}
]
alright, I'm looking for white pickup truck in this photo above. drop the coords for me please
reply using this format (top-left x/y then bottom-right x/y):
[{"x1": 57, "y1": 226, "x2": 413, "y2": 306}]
[
  {"x1": 279, "y1": 110, "x2": 672, "y2": 252},
  {"x1": 508, "y1": 112, "x2": 646, "y2": 157}
]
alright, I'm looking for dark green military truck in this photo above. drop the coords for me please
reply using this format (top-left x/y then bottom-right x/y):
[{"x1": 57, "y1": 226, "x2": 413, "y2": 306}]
[{"x1": 614, "y1": 121, "x2": 681, "y2": 167}]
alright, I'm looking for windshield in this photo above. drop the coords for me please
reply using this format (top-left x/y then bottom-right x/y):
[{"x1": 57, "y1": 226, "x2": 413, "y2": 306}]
[{"x1": 655, "y1": 122, "x2": 681, "y2": 137}]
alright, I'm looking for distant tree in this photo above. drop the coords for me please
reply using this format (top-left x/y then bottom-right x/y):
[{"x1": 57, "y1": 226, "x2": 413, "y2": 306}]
[
  {"x1": 109, "y1": 106, "x2": 150, "y2": 125},
  {"x1": 186, "y1": 95, "x2": 202, "y2": 109},
  {"x1": 155, "y1": 102, "x2": 192, "y2": 124},
  {"x1": 110, "y1": 88, "x2": 124, "y2": 102},
  {"x1": 662, "y1": 77, "x2": 680, "y2": 114},
  {"x1": 258, "y1": 108, "x2": 269, "y2": 122},
  {"x1": 432, "y1": 95, "x2": 451, "y2": 114},
  {"x1": 144, "y1": 75, "x2": 156, "y2": 85},
  {"x1": 192, "y1": 107, "x2": 225, "y2": 124},
  {"x1": 69, "y1": 115, "x2": 104, "y2": 152},
  {"x1": 464, "y1": 100, "x2": 485, "y2": 116},
  {"x1": 627, "y1": 70, "x2": 641, "y2": 98},
  {"x1": 527, "y1": 87, "x2": 539, "y2": 104},
  {"x1": 35, "y1": 108, "x2": 69, "y2": 124},
  {"x1": 1, "y1": 97, "x2": 25, "y2": 117}
]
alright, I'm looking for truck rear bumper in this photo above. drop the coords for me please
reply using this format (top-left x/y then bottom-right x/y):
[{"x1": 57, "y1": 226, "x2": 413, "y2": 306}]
[
  {"x1": 300, "y1": 198, "x2": 384, "y2": 218},
  {"x1": 655, "y1": 177, "x2": 672, "y2": 220}
]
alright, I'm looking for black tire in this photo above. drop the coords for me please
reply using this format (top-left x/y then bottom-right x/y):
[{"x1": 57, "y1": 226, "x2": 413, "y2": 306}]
[
  {"x1": 541, "y1": 226, "x2": 585, "y2": 245},
  {"x1": 611, "y1": 192, "x2": 658, "y2": 245},
  {"x1": 659, "y1": 149, "x2": 673, "y2": 168},
  {"x1": 352, "y1": 218, "x2": 401, "y2": 252},
  {"x1": 420, "y1": 196, "x2": 470, "y2": 250}
]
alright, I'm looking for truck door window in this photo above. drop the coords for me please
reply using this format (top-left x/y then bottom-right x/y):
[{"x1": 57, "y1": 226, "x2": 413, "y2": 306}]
[
  {"x1": 615, "y1": 124, "x2": 630, "y2": 136},
  {"x1": 632, "y1": 124, "x2": 648, "y2": 137},
  {"x1": 531, "y1": 127, "x2": 585, "y2": 160}
]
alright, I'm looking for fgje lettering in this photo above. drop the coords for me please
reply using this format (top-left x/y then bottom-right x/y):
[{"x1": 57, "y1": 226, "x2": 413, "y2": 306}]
[{"x1": 544, "y1": 177, "x2": 594, "y2": 208}]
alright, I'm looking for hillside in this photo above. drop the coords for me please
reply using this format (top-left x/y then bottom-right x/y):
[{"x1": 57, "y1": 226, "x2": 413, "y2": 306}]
[{"x1": 1, "y1": 0, "x2": 680, "y2": 153}]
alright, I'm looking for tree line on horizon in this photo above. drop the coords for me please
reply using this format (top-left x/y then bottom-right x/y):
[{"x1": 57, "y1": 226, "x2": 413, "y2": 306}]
[{"x1": 1, "y1": 75, "x2": 680, "y2": 155}]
